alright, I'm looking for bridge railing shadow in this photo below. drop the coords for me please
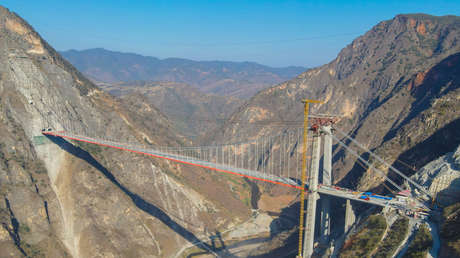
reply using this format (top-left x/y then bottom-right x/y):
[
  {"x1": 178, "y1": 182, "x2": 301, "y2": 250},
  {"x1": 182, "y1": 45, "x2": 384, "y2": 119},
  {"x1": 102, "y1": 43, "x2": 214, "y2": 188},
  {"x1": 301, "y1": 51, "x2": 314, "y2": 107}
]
[{"x1": 45, "y1": 135, "x2": 216, "y2": 254}]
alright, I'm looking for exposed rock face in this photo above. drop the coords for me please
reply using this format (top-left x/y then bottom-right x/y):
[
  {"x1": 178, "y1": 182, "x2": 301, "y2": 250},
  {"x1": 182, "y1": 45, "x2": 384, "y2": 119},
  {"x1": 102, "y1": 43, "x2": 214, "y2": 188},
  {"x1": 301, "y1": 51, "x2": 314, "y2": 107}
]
[
  {"x1": 60, "y1": 48, "x2": 306, "y2": 99},
  {"x1": 411, "y1": 144, "x2": 460, "y2": 206},
  {"x1": 0, "y1": 6, "x2": 252, "y2": 257},
  {"x1": 209, "y1": 14, "x2": 460, "y2": 192},
  {"x1": 100, "y1": 81, "x2": 244, "y2": 140},
  {"x1": 440, "y1": 202, "x2": 460, "y2": 257},
  {"x1": 198, "y1": 14, "x2": 460, "y2": 257}
]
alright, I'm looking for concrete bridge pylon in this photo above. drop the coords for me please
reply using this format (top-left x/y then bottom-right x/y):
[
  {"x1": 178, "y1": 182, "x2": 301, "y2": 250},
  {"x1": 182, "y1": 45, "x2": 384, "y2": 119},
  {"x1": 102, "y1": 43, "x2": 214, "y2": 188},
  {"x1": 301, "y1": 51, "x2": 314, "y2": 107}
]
[
  {"x1": 303, "y1": 134, "x2": 321, "y2": 258},
  {"x1": 320, "y1": 125, "x2": 332, "y2": 244}
]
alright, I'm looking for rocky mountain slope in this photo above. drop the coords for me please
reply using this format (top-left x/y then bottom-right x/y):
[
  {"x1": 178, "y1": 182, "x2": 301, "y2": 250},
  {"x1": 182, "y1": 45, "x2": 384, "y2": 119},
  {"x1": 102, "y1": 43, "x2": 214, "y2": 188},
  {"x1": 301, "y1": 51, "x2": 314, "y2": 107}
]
[
  {"x1": 210, "y1": 14, "x2": 460, "y2": 192},
  {"x1": 342, "y1": 145, "x2": 460, "y2": 258},
  {"x1": 411, "y1": 144, "x2": 460, "y2": 206},
  {"x1": 252, "y1": 145, "x2": 460, "y2": 257},
  {"x1": 0, "y1": 6, "x2": 255, "y2": 257},
  {"x1": 440, "y1": 202, "x2": 460, "y2": 257},
  {"x1": 410, "y1": 144, "x2": 460, "y2": 257},
  {"x1": 99, "y1": 81, "x2": 244, "y2": 139},
  {"x1": 201, "y1": 13, "x2": 460, "y2": 257},
  {"x1": 60, "y1": 48, "x2": 306, "y2": 99}
]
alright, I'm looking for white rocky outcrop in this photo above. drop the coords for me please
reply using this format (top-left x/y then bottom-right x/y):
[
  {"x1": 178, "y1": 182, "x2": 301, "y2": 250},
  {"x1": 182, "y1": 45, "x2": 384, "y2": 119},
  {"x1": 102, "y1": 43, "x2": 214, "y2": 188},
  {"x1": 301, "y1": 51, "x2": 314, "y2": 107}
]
[{"x1": 412, "y1": 144, "x2": 460, "y2": 205}]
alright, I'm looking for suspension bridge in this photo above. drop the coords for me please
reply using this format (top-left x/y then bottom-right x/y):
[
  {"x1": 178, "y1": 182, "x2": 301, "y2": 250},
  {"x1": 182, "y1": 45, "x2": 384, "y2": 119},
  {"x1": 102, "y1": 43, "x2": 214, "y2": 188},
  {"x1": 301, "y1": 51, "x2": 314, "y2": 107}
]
[{"x1": 41, "y1": 112, "x2": 431, "y2": 257}]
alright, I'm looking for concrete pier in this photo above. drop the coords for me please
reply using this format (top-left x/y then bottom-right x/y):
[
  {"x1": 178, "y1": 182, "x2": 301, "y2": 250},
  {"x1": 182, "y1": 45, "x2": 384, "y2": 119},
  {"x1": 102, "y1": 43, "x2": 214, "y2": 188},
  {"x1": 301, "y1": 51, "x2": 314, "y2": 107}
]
[
  {"x1": 344, "y1": 199, "x2": 355, "y2": 234},
  {"x1": 320, "y1": 126, "x2": 332, "y2": 244},
  {"x1": 303, "y1": 135, "x2": 321, "y2": 257}
]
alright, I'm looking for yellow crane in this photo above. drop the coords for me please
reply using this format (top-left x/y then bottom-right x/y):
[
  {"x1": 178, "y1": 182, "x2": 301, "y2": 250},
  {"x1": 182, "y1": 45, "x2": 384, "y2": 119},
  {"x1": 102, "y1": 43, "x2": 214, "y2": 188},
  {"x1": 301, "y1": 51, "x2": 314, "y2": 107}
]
[{"x1": 298, "y1": 99, "x2": 323, "y2": 258}]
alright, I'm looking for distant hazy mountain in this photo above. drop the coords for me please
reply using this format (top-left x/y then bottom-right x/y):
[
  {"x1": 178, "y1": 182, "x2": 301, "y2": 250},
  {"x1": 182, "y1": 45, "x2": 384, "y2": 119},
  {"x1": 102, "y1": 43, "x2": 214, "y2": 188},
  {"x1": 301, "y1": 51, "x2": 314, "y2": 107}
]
[
  {"x1": 99, "y1": 81, "x2": 244, "y2": 139},
  {"x1": 60, "y1": 48, "x2": 306, "y2": 99}
]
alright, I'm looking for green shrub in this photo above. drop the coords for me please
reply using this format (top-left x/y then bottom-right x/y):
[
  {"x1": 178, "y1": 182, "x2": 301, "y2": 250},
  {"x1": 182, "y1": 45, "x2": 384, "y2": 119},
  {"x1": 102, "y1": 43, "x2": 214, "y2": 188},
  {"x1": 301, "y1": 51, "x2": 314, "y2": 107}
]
[
  {"x1": 19, "y1": 223, "x2": 30, "y2": 234},
  {"x1": 404, "y1": 224, "x2": 432, "y2": 258},
  {"x1": 21, "y1": 241, "x2": 45, "y2": 258},
  {"x1": 340, "y1": 215, "x2": 387, "y2": 257},
  {"x1": 33, "y1": 160, "x2": 47, "y2": 174},
  {"x1": 12, "y1": 154, "x2": 26, "y2": 168},
  {"x1": 440, "y1": 202, "x2": 460, "y2": 256},
  {"x1": 374, "y1": 217, "x2": 409, "y2": 257}
]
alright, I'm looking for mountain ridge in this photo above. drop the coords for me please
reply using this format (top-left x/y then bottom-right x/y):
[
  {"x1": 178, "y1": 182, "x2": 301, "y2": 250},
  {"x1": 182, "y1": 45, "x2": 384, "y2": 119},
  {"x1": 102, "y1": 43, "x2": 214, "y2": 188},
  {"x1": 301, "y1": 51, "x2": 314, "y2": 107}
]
[
  {"x1": 230, "y1": 13, "x2": 460, "y2": 257},
  {"x1": 64, "y1": 47, "x2": 304, "y2": 69},
  {"x1": 60, "y1": 48, "x2": 306, "y2": 98},
  {"x1": 209, "y1": 13, "x2": 460, "y2": 189},
  {"x1": 0, "y1": 5, "x2": 256, "y2": 257},
  {"x1": 99, "y1": 80, "x2": 244, "y2": 139}
]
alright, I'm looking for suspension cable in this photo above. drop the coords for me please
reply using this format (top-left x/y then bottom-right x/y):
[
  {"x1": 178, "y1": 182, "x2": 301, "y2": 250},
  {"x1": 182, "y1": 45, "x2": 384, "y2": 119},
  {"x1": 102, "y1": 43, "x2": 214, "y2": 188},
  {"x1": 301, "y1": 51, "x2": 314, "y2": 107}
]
[
  {"x1": 354, "y1": 157, "x2": 398, "y2": 195},
  {"x1": 330, "y1": 134, "x2": 405, "y2": 193},
  {"x1": 334, "y1": 128, "x2": 431, "y2": 197}
]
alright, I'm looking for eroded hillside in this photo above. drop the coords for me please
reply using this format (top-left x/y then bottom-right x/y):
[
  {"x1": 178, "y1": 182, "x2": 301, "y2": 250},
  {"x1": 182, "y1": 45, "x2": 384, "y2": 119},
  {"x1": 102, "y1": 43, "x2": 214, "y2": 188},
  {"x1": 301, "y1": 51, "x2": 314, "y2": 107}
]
[
  {"x1": 209, "y1": 14, "x2": 460, "y2": 191},
  {"x1": 99, "y1": 81, "x2": 244, "y2": 140},
  {"x1": 0, "y1": 6, "x2": 253, "y2": 257}
]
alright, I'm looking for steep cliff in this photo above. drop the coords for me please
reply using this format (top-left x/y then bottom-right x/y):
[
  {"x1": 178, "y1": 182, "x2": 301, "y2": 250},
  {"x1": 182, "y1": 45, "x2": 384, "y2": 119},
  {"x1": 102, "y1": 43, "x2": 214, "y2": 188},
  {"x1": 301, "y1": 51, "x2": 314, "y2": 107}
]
[
  {"x1": 410, "y1": 145, "x2": 460, "y2": 257},
  {"x1": 0, "y1": 6, "x2": 252, "y2": 257},
  {"x1": 210, "y1": 14, "x2": 460, "y2": 192}
]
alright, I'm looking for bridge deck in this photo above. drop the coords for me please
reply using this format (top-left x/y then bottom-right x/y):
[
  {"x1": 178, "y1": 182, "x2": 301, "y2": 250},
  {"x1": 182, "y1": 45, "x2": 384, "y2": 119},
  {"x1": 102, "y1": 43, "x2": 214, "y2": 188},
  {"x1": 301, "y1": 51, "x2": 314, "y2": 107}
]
[{"x1": 42, "y1": 131, "x2": 423, "y2": 212}]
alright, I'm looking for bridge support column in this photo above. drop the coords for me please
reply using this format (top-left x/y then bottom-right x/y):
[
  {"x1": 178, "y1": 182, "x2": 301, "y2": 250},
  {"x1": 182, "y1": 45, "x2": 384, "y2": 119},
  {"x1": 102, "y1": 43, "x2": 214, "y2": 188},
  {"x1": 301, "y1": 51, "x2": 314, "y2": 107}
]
[
  {"x1": 303, "y1": 135, "x2": 321, "y2": 257},
  {"x1": 344, "y1": 199, "x2": 355, "y2": 234},
  {"x1": 320, "y1": 126, "x2": 332, "y2": 244}
]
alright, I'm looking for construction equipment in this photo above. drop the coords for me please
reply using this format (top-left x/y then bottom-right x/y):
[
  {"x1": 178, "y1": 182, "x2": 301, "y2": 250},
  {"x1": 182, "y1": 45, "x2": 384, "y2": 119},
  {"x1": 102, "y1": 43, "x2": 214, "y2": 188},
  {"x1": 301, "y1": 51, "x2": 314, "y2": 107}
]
[{"x1": 297, "y1": 99, "x2": 323, "y2": 258}]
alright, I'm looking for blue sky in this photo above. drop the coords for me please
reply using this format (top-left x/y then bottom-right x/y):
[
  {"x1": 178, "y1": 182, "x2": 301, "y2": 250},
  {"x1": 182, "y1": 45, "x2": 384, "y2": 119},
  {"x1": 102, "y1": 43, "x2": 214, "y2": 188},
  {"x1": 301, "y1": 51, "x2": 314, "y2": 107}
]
[{"x1": 2, "y1": 0, "x2": 459, "y2": 67}]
